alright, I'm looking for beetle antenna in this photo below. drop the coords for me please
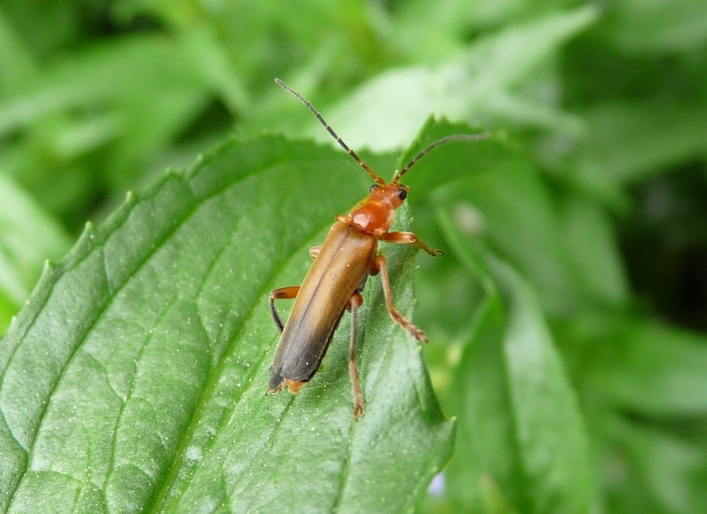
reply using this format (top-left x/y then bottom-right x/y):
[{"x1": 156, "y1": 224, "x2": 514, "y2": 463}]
[
  {"x1": 393, "y1": 133, "x2": 490, "y2": 183},
  {"x1": 275, "y1": 79, "x2": 385, "y2": 185}
]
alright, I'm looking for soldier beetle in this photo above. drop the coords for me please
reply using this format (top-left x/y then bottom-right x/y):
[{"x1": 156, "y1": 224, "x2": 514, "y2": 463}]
[{"x1": 267, "y1": 78, "x2": 488, "y2": 419}]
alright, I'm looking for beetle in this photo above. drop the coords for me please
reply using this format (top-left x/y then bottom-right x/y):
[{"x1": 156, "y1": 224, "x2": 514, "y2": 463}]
[{"x1": 267, "y1": 78, "x2": 488, "y2": 419}]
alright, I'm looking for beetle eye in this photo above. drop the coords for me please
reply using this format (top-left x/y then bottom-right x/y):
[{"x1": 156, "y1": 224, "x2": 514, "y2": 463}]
[
  {"x1": 397, "y1": 188, "x2": 408, "y2": 200},
  {"x1": 369, "y1": 184, "x2": 379, "y2": 193}
]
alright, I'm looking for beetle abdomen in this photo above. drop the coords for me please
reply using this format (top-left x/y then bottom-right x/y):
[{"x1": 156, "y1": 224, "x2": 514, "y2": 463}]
[
  {"x1": 269, "y1": 222, "x2": 376, "y2": 393},
  {"x1": 268, "y1": 308, "x2": 344, "y2": 391}
]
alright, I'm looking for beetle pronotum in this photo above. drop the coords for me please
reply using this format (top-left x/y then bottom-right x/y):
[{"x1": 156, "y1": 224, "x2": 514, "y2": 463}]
[{"x1": 267, "y1": 78, "x2": 488, "y2": 419}]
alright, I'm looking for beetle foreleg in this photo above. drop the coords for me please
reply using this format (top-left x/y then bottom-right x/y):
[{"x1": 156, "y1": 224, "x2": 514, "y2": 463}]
[
  {"x1": 269, "y1": 286, "x2": 300, "y2": 332},
  {"x1": 380, "y1": 231, "x2": 443, "y2": 257},
  {"x1": 346, "y1": 292, "x2": 365, "y2": 420},
  {"x1": 372, "y1": 255, "x2": 428, "y2": 342}
]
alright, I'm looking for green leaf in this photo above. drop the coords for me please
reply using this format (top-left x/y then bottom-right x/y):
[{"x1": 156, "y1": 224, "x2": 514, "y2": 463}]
[
  {"x1": 439, "y1": 211, "x2": 592, "y2": 513},
  {"x1": 446, "y1": 296, "x2": 525, "y2": 513},
  {"x1": 603, "y1": 0, "x2": 707, "y2": 53},
  {"x1": 0, "y1": 127, "x2": 455, "y2": 512},
  {"x1": 496, "y1": 261, "x2": 591, "y2": 514},
  {"x1": 0, "y1": 34, "x2": 204, "y2": 138},
  {"x1": 0, "y1": 9, "x2": 39, "y2": 97},
  {"x1": 574, "y1": 101, "x2": 707, "y2": 188},
  {"x1": 429, "y1": 152, "x2": 630, "y2": 315},
  {"x1": 313, "y1": 5, "x2": 599, "y2": 151},
  {"x1": 0, "y1": 174, "x2": 71, "y2": 320},
  {"x1": 560, "y1": 193, "x2": 630, "y2": 307},
  {"x1": 587, "y1": 320, "x2": 707, "y2": 416},
  {"x1": 432, "y1": 158, "x2": 578, "y2": 315},
  {"x1": 611, "y1": 419, "x2": 707, "y2": 514}
]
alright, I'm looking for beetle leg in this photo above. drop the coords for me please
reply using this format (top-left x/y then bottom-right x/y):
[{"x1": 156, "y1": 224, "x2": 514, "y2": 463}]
[
  {"x1": 371, "y1": 255, "x2": 428, "y2": 342},
  {"x1": 269, "y1": 286, "x2": 300, "y2": 332},
  {"x1": 264, "y1": 381, "x2": 285, "y2": 395},
  {"x1": 346, "y1": 291, "x2": 365, "y2": 420},
  {"x1": 380, "y1": 231, "x2": 443, "y2": 257},
  {"x1": 309, "y1": 246, "x2": 321, "y2": 259}
]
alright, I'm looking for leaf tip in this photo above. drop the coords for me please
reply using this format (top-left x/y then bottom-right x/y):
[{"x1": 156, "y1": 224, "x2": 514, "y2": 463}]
[{"x1": 78, "y1": 221, "x2": 96, "y2": 243}]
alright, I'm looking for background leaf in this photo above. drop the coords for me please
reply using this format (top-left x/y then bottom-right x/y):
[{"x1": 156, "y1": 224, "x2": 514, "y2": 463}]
[
  {"x1": 313, "y1": 6, "x2": 599, "y2": 151},
  {"x1": 586, "y1": 320, "x2": 707, "y2": 416},
  {"x1": 440, "y1": 212, "x2": 591, "y2": 514}
]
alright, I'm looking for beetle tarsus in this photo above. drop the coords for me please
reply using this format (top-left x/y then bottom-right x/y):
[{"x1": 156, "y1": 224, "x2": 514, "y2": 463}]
[
  {"x1": 380, "y1": 231, "x2": 442, "y2": 257},
  {"x1": 350, "y1": 357, "x2": 365, "y2": 421},
  {"x1": 353, "y1": 400, "x2": 364, "y2": 421},
  {"x1": 405, "y1": 323, "x2": 428, "y2": 342},
  {"x1": 390, "y1": 310, "x2": 428, "y2": 342}
]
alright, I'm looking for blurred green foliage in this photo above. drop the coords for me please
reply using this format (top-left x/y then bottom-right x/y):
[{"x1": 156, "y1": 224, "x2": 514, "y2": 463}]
[{"x1": 1, "y1": 0, "x2": 706, "y2": 513}]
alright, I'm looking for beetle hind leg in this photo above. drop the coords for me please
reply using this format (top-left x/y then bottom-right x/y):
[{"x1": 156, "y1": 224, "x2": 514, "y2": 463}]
[{"x1": 347, "y1": 292, "x2": 365, "y2": 420}]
